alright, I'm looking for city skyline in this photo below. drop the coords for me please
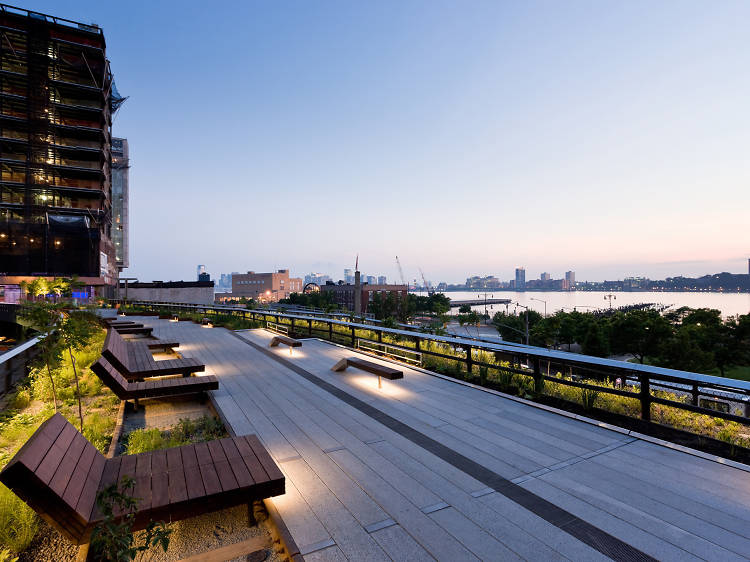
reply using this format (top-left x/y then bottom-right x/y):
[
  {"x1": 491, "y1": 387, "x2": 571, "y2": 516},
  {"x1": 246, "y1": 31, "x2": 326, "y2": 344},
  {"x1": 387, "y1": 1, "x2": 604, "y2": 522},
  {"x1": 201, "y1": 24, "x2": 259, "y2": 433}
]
[{"x1": 18, "y1": 0, "x2": 750, "y2": 285}]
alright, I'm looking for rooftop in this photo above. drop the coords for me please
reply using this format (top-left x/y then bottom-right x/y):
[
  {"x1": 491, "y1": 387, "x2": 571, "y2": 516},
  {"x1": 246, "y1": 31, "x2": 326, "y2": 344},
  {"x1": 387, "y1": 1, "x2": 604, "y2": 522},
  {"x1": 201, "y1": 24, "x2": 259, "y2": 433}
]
[{"x1": 137, "y1": 315, "x2": 750, "y2": 561}]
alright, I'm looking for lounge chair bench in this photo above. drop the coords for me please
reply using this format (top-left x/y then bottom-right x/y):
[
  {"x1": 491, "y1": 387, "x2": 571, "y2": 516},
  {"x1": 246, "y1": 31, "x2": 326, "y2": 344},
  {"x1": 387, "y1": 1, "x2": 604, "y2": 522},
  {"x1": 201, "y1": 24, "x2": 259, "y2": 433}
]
[
  {"x1": 113, "y1": 325, "x2": 154, "y2": 336},
  {"x1": 270, "y1": 335, "x2": 302, "y2": 354},
  {"x1": 103, "y1": 329, "x2": 204, "y2": 380},
  {"x1": 91, "y1": 357, "x2": 217, "y2": 405},
  {"x1": 0, "y1": 413, "x2": 284, "y2": 545},
  {"x1": 332, "y1": 357, "x2": 403, "y2": 387}
]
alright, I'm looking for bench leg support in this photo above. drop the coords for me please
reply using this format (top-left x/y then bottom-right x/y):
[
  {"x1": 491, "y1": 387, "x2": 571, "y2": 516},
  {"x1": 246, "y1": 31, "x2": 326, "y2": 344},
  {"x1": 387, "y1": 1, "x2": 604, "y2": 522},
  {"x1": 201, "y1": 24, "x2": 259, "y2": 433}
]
[{"x1": 248, "y1": 502, "x2": 257, "y2": 527}]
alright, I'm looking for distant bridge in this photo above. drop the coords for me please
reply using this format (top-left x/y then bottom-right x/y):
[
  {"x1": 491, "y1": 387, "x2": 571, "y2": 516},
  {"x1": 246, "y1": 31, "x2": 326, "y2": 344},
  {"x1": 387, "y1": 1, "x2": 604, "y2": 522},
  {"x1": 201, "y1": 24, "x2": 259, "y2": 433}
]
[{"x1": 449, "y1": 298, "x2": 511, "y2": 308}]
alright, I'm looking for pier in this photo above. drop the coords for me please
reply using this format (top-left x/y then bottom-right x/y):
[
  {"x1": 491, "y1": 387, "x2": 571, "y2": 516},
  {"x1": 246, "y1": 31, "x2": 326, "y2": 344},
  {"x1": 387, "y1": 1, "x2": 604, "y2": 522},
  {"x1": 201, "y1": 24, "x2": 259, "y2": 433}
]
[{"x1": 449, "y1": 298, "x2": 511, "y2": 308}]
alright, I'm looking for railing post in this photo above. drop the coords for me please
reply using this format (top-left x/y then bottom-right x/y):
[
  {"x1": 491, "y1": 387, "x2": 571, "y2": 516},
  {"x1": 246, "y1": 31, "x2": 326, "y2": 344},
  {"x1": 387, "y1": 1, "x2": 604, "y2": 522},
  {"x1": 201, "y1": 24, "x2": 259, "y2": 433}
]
[
  {"x1": 378, "y1": 330, "x2": 382, "y2": 343},
  {"x1": 640, "y1": 374, "x2": 651, "y2": 421},
  {"x1": 691, "y1": 384, "x2": 699, "y2": 406},
  {"x1": 464, "y1": 344, "x2": 473, "y2": 376},
  {"x1": 290, "y1": 318, "x2": 295, "y2": 337},
  {"x1": 415, "y1": 337, "x2": 420, "y2": 352},
  {"x1": 308, "y1": 319, "x2": 312, "y2": 337},
  {"x1": 328, "y1": 322, "x2": 333, "y2": 341},
  {"x1": 532, "y1": 356, "x2": 541, "y2": 391},
  {"x1": 351, "y1": 326, "x2": 356, "y2": 347}
]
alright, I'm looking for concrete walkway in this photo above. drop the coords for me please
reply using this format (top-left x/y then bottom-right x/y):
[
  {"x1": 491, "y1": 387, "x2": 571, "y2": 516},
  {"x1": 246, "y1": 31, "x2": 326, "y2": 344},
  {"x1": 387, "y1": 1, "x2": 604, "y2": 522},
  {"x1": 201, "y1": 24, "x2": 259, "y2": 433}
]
[{"x1": 135, "y1": 317, "x2": 750, "y2": 562}]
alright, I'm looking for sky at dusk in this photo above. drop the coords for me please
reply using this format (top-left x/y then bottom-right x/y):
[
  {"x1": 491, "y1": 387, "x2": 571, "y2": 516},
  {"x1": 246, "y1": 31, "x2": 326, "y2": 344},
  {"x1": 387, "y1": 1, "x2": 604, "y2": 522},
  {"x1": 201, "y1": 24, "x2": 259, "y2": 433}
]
[{"x1": 22, "y1": 0, "x2": 750, "y2": 284}]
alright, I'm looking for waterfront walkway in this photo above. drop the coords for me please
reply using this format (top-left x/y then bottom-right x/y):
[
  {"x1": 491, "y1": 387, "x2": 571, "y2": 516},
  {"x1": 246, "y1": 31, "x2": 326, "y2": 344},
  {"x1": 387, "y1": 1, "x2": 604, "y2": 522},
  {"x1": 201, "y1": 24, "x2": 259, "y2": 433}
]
[{"x1": 138, "y1": 316, "x2": 750, "y2": 561}]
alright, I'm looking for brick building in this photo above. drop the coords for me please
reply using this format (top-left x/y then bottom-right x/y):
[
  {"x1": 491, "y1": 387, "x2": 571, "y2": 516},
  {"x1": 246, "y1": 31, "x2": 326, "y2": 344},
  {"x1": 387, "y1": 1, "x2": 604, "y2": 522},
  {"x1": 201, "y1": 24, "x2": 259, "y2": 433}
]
[
  {"x1": 320, "y1": 282, "x2": 408, "y2": 314},
  {"x1": 228, "y1": 269, "x2": 302, "y2": 302}
]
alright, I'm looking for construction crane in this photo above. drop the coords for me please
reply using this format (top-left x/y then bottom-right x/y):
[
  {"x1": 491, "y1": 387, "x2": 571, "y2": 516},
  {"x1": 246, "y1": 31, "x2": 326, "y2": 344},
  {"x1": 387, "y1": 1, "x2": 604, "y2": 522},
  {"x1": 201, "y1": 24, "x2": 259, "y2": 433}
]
[
  {"x1": 395, "y1": 256, "x2": 407, "y2": 288},
  {"x1": 419, "y1": 268, "x2": 434, "y2": 295}
]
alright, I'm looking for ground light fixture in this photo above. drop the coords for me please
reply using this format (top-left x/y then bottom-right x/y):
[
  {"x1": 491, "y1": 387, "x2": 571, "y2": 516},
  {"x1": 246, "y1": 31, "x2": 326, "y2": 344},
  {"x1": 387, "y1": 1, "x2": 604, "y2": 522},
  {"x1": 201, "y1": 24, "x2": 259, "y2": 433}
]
[
  {"x1": 201, "y1": 317, "x2": 213, "y2": 328},
  {"x1": 170, "y1": 315, "x2": 179, "y2": 322}
]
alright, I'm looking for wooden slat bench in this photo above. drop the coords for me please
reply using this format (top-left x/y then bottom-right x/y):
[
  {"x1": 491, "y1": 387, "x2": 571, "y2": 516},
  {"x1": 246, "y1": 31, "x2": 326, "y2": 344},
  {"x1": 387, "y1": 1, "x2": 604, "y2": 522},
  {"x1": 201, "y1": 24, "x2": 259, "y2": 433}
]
[
  {"x1": 0, "y1": 414, "x2": 285, "y2": 545},
  {"x1": 91, "y1": 357, "x2": 218, "y2": 406},
  {"x1": 332, "y1": 357, "x2": 404, "y2": 388},
  {"x1": 269, "y1": 335, "x2": 302, "y2": 354},
  {"x1": 113, "y1": 325, "x2": 154, "y2": 336},
  {"x1": 102, "y1": 329, "x2": 204, "y2": 380},
  {"x1": 146, "y1": 339, "x2": 180, "y2": 352}
]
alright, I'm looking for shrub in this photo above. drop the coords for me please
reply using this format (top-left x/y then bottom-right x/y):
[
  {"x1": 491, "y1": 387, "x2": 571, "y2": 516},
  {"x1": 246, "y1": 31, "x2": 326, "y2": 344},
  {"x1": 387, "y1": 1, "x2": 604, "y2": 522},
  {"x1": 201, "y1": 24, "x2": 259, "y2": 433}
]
[
  {"x1": 125, "y1": 428, "x2": 166, "y2": 455},
  {"x1": 581, "y1": 387, "x2": 599, "y2": 411}
]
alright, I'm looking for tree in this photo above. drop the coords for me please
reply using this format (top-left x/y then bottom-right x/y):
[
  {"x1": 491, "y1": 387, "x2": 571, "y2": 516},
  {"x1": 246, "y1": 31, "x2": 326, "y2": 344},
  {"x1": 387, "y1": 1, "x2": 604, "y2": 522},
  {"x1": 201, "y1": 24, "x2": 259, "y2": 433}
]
[
  {"x1": 17, "y1": 301, "x2": 62, "y2": 411},
  {"x1": 581, "y1": 321, "x2": 609, "y2": 357},
  {"x1": 26, "y1": 278, "x2": 49, "y2": 301},
  {"x1": 492, "y1": 312, "x2": 527, "y2": 343},
  {"x1": 58, "y1": 309, "x2": 99, "y2": 431},
  {"x1": 458, "y1": 304, "x2": 472, "y2": 314},
  {"x1": 609, "y1": 309, "x2": 672, "y2": 363}
]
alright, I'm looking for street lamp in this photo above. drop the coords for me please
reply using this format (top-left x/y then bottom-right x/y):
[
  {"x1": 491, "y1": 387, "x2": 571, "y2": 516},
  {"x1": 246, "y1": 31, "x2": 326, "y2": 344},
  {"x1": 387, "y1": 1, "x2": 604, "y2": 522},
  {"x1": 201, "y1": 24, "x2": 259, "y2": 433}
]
[
  {"x1": 514, "y1": 302, "x2": 530, "y2": 345},
  {"x1": 604, "y1": 293, "x2": 616, "y2": 310},
  {"x1": 477, "y1": 292, "x2": 493, "y2": 324},
  {"x1": 530, "y1": 297, "x2": 547, "y2": 317}
]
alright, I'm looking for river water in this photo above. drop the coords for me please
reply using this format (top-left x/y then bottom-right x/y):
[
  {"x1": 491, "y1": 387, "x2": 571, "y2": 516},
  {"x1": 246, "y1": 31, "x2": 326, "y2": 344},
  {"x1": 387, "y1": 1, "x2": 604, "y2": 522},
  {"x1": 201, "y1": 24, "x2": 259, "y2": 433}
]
[{"x1": 427, "y1": 290, "x2": 750, "y2": 318}]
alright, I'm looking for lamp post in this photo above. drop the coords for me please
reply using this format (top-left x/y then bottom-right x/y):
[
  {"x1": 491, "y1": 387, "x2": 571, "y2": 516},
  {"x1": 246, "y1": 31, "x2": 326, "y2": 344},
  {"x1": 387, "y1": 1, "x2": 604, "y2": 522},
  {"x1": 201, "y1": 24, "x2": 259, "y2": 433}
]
[
  {"x1": 514, "y1": 302, "x2": 530, "y2": 345},
  {"x1": 604, "y1": 293, "x2": 616, "y2": 310},
  {"x1": 477, "y1": 292, "x2": 493, "y2": 324},
  {"x1": 530, "y1": 297, "x2": 547, "y2": 317}
]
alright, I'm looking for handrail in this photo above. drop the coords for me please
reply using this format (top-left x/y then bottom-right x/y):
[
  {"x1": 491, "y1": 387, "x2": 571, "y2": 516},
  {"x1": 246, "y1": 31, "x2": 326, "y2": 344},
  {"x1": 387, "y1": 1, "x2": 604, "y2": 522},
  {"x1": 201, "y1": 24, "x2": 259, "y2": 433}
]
[{"x1": 114, "y1": 300, "x2": 750, "y2": 425}]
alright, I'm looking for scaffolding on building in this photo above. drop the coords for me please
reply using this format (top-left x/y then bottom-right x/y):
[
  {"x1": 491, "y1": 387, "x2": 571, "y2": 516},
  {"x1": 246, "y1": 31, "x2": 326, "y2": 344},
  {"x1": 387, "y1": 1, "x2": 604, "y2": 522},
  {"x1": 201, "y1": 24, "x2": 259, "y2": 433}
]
[{"x1": 0, "y1": 3, "x2": 121, "y2": 281}]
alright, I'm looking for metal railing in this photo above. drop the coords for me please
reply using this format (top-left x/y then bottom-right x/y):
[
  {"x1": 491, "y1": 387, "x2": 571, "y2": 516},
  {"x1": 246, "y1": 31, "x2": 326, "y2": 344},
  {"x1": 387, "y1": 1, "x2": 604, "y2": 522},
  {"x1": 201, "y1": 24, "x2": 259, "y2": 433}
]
[
  {"x1": 356, "y1": 339, "x2": 422, "y2": 365},
  {"x1": 0, "y1": 336, "x2": 39, "y2": 396},
  {"x1": 114, "y1": 300, "x2": 750, "y2": 426}
]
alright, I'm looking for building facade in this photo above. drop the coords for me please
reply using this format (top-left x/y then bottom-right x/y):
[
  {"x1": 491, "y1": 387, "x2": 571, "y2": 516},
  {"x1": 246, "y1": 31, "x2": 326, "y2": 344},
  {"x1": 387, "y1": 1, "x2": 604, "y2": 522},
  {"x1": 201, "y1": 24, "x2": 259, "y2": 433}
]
[
  {"x1": 230, "y1": 269, "x2": 302, "y2": 302},
  {"x1": 515, "y1": 268, "x2": 526, "y2": 290},
  {"x1": 320, "y1": 282, "x2": 408, "y2": 314},
  {"x1": 119, "y1": 280, "x2": 214, "y2": 305},
  {"x1": 111, "y1": 137, "x2": 128, "y2": 270},
  {"x1": 0, "y1": 5, "x2": 122, "y2": 293}
]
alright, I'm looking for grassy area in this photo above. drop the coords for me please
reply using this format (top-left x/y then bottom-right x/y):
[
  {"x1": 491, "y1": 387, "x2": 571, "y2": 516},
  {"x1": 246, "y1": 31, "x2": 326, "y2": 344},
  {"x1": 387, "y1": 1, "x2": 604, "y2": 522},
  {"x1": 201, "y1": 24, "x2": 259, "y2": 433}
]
[
  {"x1": 123, "y1": 416, "x2": 227, "y2": 455},
  {"x1": 0, "y1": 328, "x2": 119, "y2": 555},
  {"x1": 710, "y1": 365, "x2": 750, "y2": 382}
]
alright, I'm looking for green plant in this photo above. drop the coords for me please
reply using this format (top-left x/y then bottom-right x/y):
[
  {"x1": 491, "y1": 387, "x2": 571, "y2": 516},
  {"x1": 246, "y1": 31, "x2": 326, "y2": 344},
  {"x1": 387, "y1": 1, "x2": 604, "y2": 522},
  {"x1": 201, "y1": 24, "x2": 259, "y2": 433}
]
[
  {"x1": 0, "y1": 485, "x2": 38, "y2": 555},
  {"x1": 90, "y1": 476, "x2": 171, "y2": 561},
  {"x1": 479, "y1": 366, "x2": 488, "y2": 386},
  {"x1": 125, "y1": 428, "x2": 166, "y2": 455},
  {"x1": 0, "y1": 548, "x2": 18, "y2": 562},
  {"x1": 581, "y1": 387, "x2": 599, "y2": 411}
]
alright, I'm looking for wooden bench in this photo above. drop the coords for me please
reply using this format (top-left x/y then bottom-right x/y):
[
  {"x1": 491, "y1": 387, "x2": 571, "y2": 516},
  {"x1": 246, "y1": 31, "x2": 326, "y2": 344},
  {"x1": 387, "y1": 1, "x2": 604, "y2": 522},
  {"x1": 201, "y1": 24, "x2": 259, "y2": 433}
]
[
  {"x1": 0, "y1": 413, "x2": 285, "y2": 545},
  {"x1": 102, "y1": 329, "x2": 204, "y2": 380},
  {"x1": 91, "y1": 357, "x2": 218, "y2": 407},
  {"x1": 146, "y1": 339, "x2": 180, "y2": 352},
  {"x1": 113, "y1": 325, "x2": 154, "y2": 336},
  {"x1": 331, "y1": 357, "x2": 404, "y2": 388},
  {"x1": 269, "y1": 335, "x2": 302, "y2": 355}
]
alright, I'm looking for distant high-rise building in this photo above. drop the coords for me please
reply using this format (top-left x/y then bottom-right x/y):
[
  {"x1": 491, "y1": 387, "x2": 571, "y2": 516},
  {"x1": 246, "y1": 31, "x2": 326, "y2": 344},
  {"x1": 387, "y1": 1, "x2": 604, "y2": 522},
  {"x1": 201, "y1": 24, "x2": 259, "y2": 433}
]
[
  {"x1": 565, "y1": 270, "x2": 576, "y2": 291},
  {"x1": 540, "y1": 272, "x2": 551, "y2": 281},
  {"x1": 112, "y1": 138, "x2": 129, "y2": 271},
  {"x1": 304, "y1": 272, "x2": 331, "y2": 286},
  {"x1": 197, "y1": 265, "x2": 206, "y2": 280},
  {"x1": 378, "y1": 275, "x2": 387, "y2": 285},
  {"x1": 515, "y1": 268, "x2": 526, "y2": 290},
  {"x1": 198, "y1": 272, "x2": 210, "y2": 282},
  {"x1": 366, "y1": 275, "x2": 376, "y2": 285},
  {"x1": 344, "y1": 268, "x2": 354, "y2": 284}
]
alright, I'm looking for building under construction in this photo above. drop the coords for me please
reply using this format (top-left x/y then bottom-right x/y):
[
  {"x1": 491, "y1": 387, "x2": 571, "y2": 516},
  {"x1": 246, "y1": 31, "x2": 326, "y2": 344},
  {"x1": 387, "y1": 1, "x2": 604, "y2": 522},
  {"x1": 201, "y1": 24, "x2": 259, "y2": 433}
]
[{"x1": 0, "y1": 3, "x2": 124, "y2": 293}]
